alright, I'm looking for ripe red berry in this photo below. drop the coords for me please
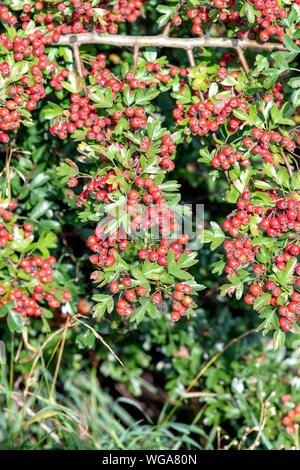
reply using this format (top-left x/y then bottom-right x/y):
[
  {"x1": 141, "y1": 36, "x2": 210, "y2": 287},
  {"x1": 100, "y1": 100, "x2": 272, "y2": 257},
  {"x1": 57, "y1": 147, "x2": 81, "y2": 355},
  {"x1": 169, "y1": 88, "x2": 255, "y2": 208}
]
[
  {"x1": 62, "y1": 290, "x2": 72, "y2": 301},
  {"x1": 151, "y1": 293, "x2": 162, "y2": 304},
  {"x1": 110, "y1": 282, "x2": 119, "y2": 293}
]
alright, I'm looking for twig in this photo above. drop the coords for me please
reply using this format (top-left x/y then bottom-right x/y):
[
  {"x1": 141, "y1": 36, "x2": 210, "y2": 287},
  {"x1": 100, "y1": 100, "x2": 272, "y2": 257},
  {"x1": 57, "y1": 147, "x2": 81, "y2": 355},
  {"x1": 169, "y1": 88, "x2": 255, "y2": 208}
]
[
  {"x1": 186, "y1": 48, "x2": 195, "y2": 68},
  {"x1": 237, "y1": 46, "x2": 250, "y2": 78},
  {"x1": 162, "y1": 0, "x2": 185, "y2": 37},
  {"x1": 281, "y1": 150, "x2": 294, "y2": 178},
  {"x1": 247, "y1": 394, "x2": 272, "y2": 450},
  {"x1": 224, "y1": 169, "x2": 233, "y2": 185},
  {"x1": 5, "y1": 144, "x2": 13, "y2": 201},
  {"x1": 287, "y1": 150, "x2": 300, "y2": 172},
  {"x1": 72, "y1": 43, "x2": 88, "y2": 95},
  {"x1": 133, "y1": 44, "x2": 139, "y2": 68},
  {"x1": 205, "y1": 21, "x2": 213, "y2": 39}
]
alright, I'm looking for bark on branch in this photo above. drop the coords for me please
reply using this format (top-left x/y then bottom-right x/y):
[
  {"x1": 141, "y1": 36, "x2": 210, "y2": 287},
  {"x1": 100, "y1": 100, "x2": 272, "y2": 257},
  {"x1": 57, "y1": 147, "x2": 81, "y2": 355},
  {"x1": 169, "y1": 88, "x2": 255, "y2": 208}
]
[
  {"x1": 72, "y1": 43, "x2": 88, "y2": 95},
  {"x1": 56, "y1": 33, "x2": 287, "y2": 52}
]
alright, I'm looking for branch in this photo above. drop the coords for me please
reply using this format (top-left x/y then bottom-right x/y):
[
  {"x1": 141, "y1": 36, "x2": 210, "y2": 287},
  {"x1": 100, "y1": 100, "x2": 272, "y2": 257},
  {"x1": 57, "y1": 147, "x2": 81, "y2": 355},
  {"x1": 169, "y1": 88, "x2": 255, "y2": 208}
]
[
  {"x1": 56, "y1": 33, "x2": 287, "y2": 52},
  {"x1": 133, "y1": 44, "x2": 140, "y2": 68},
  {"x1": 186, "y1": 48, "x2": 195, "y2": 68},
  {"x1": 72, "y1": 43, "x2": 88, "y2": 95},
  {"x1": 205, "y1": 21, "x2": 213, "y2": 39},
  {"x1": 281, "y1": 150, "x2": 294, "y2": 178},
  {"x1": 237, "y1": 46, "x2": 250, "y2": 78}
]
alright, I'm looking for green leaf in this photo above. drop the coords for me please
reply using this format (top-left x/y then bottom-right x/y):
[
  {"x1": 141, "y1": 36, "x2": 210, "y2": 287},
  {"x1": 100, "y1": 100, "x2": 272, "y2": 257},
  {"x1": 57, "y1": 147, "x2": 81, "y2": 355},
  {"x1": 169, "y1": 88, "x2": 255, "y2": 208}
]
[
  {"x1": 130, "y1": 298, "x2": 150, "y2": 323},
  {"x1": 31, "y1": 173, "x2": 50, "y2": 188},
  {"x1": 7, "y1": 310, "x2": 24, "y2": 333},
  {"x1": 0, "y1": 301, "x2": 15, "y2": 318},
  {"x1": 232, "y1": 168, "x2": 252, "y2": 193},
  {"x1": 146, "y1": 119, "x2": 166, "y2": 140},
  {"x1": 123, "y1": 84, "x2": 135, "y2": 106},
  {"x1": 208, "y1": 82, "x2": 218, "y2": 98},
  {"x1": 11, "y1": 227, "x2": 34, "y2": 253},
  {"x1": 131, "y1": 266, "x2": 150, "y2": 291},
  {"x1": 168, "y1": 254, "x2": 192, "y2": 280},
  {"x1": 273, "y1": 329, "x2": 285, "y2": 350},
  {"x1": 232, "y1": 109, "x2": 249, "y2": 122},
  {"x1": 56, "y1": 162, "x2": 78, "y2": 183},
  {"x1": 209, "y1": 222, "x2": 225, "y2": 250},
  {"x1": 92, "y1": 294, "x2": 114, "y2": 318},
  {"x1": 176, "y1": 251, "x2": 198, "y2": 269},
  {"x1": 171, "y1": 85, "x2": 191, "y2": 104},
  {"x1": 135, "y1": 86, "x2": 160, "y2": 105},
  {"x1": 256, "y1": 310, "x2": 276, "y2": 335},
  {"x1": 41, "y1": 102, "x2": 64, "y2": 120},
  {"x1": 276, "y1": 167, "x2": 290, "y2": 188},
  {"x1": 253, "y1": 293, "x2": 271, "y2": 310},
  {"x1": 36, "y1": 232, "x2": 57, "y2": 257},
  {"x1": 142, "y1": 261, "x2": 164, "y2": 280},
  {"x1": 156, "y1": 4, "x2": 175, "y2": 28},
  {"x1": 270, "y1": 104, "x2": 279, "y2": 124},
  {"x1": 282, "y1": 36, "x2": 300, "y2": 53},
  {"x1": 89, "y1": 86, "x2": 113, "y2": 108},
  {"x1": 30, "y1": 200, "x2": 52, "y2": 219},
  {"x1": 245, "y1": 3, "x2": 257, "y2": 23},
  {"x1": 288, "y1": 76, "x2": 300, "y2": 88}
]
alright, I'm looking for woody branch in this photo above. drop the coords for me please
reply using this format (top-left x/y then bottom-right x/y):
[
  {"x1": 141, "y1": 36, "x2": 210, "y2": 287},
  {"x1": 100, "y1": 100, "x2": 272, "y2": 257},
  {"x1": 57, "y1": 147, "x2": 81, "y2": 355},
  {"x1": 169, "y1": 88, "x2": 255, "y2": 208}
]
[{"x1": 56, "y1": 33, "x2": 287, "y2": 52}]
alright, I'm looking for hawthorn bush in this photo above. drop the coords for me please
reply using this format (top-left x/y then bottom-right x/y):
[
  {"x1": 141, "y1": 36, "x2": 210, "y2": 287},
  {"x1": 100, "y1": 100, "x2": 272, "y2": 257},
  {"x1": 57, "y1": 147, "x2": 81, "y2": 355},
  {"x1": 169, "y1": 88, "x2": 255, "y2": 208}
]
[{"x1": 0, "y1": 0, "x2": 299, "y2": 450}]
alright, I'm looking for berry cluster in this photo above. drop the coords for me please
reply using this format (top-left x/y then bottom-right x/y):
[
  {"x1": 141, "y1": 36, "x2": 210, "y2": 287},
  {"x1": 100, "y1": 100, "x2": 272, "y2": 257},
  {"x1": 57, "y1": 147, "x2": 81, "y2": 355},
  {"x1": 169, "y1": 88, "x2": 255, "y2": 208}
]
[
  {"x1": 86, "y1": 225, "x2": 194, "y2": 321},
  {"x1": 282, "y1": 395, "x2": 300, "y2": 435},
  {"x1": 172, "y1": 1, "x2": 299, "y2": 46},
  {"x1": 253, "y1": 0, "x2": 291, "y2": 43},
  {"x1": 186, "y1": 2, "x2": 247, "y2": 37},
  {"x1": 91, "y1": 53, "x2": 184, "y2": 88},
  {"x1": 50, "y1": 93, "x2": 100, "y2": 140},
  {"x1": 221, "y1": 188, "x2": 300, "y2": 332},
  {"x1": 0, "y1": 1, "x2": 148, "y2": 143},
  {"x1": 50, "y1": 57, "x2": 180, "y2": 144},
  {"x1": 223, "y1": 192, "x2": 300, "y2": 238},
  {"x1": 170, "y1": 283, "x2": 194, "y2": 322},
  {"x1": 1, "y1": 1, "x2": 145, "y2": 36},
  {"x1": 211, "y1": 126, "x2": 296, "y2": 170},
  {"x1": 173, "y1": 75, "x2": 251, "y2": 136},
  {"x1": 224, "y1": 237, "x2": 255, "y2": 276},
  {"x1": 259, "y1": 199, "x2": 300, "y2": 237},
  {"x1": 0, "y1": 200, "x2": 73, "y2": 321},
  {"x1": 0, "y1": 278, "x2": 71, "y2": 318},
  {"x1": 55, "y1": 58, "x2": 199, "y2": 322},
  {"x1": 0, "y1": 29, "x2": 59, "y2": 142}
]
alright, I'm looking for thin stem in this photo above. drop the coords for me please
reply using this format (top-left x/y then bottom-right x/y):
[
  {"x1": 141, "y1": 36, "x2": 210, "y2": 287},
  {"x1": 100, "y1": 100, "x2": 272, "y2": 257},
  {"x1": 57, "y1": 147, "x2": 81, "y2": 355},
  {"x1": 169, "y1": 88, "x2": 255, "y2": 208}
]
[
  {"x1": 281, "y1": 150, "x2": 293, "y2": 178},
  {"x1": 49, "y1": 317, "x2": 70, "y2": 400},
  {"x1": 5, "y1": 145, "x2": 13, "y2": 201},
  {"x1": 9, "y1": 332, "x2": 14, "y2": 390},
  {"x1": 224, "y1": 169, "x2": 233, "y2": 185},
  {"x1": 162, "y1": 328, "x2": 256, "y2": 425},
  {"x1": 162, "y1": 0, "x2": 185, "y2": 37},
  {"x1": 205, "y1": 21, "x2": 213, "y2": 39},
  {"x1": 237, "y1": 46, "x2": 250, "y2": 78}
]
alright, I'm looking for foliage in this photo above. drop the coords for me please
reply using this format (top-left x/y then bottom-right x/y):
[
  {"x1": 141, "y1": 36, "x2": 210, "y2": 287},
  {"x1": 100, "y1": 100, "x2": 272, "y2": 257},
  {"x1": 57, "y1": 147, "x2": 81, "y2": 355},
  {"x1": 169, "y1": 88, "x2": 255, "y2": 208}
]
[{"x1": 0, "y1": 0, "x2": 299, "y2": 451}]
